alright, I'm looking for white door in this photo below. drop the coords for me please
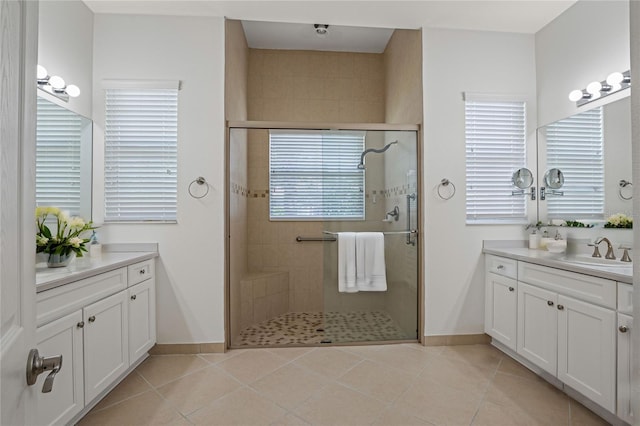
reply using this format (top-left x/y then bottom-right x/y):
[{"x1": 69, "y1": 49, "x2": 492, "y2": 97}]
[
  {"x1": 0, "y1": 0, "x2": 39, "y2": 425},
  {"x1": 557, "y1": 295, "x2": 615, "y2": 412},
  {"x1": 517, "y1": 282, "x2": 557, "y2": 375},
  {"x1": 128, "y1": 279, "x2": 156, "y2": 363},
  {"x1": 617, "y1": 313, "x2": 633, "y2": 424}
]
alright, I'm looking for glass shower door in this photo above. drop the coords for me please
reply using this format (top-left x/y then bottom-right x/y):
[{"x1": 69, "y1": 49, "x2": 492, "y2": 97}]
[{"x1": 322, "y1": 129, "x2": 419, "y2": 344}]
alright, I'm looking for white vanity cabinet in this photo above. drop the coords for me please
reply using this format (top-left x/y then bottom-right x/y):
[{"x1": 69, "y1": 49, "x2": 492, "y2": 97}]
[
  {"x1": 484, "y1": 255, "x2": 518, "y2": 351},
  {"x1": 35, "y1": 254, "x2": 156, "y2": 425},
  {"x1": 517, "y1": 262, "x2": 616, "y2": 413}
]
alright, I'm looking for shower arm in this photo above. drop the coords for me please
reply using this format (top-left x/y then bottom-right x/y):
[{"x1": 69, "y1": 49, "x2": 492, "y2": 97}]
[{"x1": 357, "y1": 140, "x2": 398, "y2": 169}]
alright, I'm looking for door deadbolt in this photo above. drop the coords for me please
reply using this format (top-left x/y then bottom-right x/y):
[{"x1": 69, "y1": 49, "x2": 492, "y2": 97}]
[{"x1": 26, "y1": 349, "x2": 63, "y2": 393}]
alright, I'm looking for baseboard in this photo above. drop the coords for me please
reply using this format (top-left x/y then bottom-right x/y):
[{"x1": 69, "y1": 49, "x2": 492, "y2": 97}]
[
  {"x1": 149, "y1": 342, "x2": 226, "y2": 354},
  {"x1": 422, "y1": 333, "x2": 491, "y2": 346}
]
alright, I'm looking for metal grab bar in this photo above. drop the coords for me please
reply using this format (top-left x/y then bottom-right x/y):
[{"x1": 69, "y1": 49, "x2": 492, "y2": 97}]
[
  {"x1": 321, "y1": 230, "x2": 418, "y2": 236},
  {"x1": 296, "y1": 236, "x2": 337, "y2": 242}
]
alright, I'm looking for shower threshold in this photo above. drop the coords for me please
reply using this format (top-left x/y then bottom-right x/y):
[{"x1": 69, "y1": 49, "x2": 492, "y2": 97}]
[{"x1": 234, "y1": 310, "x2": 414, "y2": 347}]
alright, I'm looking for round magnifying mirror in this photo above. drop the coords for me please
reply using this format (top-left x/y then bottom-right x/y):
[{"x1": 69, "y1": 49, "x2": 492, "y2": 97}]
[
  {"x1": 512, "y1": 168, "x2": 534, "y2": 189},
  {"x1": 544, "y1": 168, "x2": 565, "y2": 189}
]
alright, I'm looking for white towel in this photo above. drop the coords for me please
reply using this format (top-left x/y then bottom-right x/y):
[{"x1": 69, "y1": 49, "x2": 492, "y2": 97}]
[
  {"x1": 355, "y1": 232, "x2": 387, "y2": 291},
  {"x1": 338, "y1": 232, "x2": 358, "y2": 293}
]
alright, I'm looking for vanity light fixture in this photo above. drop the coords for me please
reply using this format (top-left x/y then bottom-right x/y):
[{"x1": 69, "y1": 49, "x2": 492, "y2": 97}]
[
  {"x1": 36, "y1": 64, "x2": 81, "y2": 102},
  {"x1": 314, "y1": 24, "x2": 329, "y2": 37},
  {"x1": 568, "y1": 70, "x2": 630, "y2": 107}
]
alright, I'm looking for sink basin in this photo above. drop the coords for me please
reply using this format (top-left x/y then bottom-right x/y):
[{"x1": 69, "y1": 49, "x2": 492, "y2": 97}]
[{"x1": 560, "y1": 255, "x2": 632, "y2": 268}]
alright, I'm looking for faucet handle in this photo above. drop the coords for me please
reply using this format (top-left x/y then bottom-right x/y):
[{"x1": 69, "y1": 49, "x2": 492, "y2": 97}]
[
  {"x1": 619, "y1": 245, "x2": 632, "y2": 263},
  {"x1": 587, "y1": 243, "x2": 602, "y2": 258}
]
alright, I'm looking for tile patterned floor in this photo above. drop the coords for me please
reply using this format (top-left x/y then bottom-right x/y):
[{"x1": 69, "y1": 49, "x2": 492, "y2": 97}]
[
  {"x1": 78, "y1": 344, "x2": 610, "y2": 426},
  {"x1": 235, "y1": 311, "x2": 410, "y2": 346}
]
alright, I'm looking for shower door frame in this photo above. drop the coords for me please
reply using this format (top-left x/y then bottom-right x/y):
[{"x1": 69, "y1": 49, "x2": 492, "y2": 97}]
[{"x1": 225, "y1": 120, "x2": 424, "y2": 349}]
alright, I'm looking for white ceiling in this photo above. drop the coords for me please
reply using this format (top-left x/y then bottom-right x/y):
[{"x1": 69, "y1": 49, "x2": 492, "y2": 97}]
[
  {"x1": 242, "y1": 21, "x2": 394, "y2": 53},
  {"x1": 84, "y1": 1, "x2": 578, "y2": 35}
]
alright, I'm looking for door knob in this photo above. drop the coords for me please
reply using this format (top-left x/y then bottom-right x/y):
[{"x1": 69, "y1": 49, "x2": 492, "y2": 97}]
[
  {"x1": 619, "y1": 325, "x2": 629, "y2": 333},
  {"x1": 508, "y1": 287, "x2": 515, "y2": 292},
  {"x1": 557, "y1": 305, "x2": 565, "y2": 310},
  {"x1": 26, "y1": 349, "x2": 63, "y2": 393},
  {"x1": 547, "y1": 300, "x2": 554, "y2": 306},
  {"x1": 131, "y1": 294, "x2": 137, "y2": 300}
]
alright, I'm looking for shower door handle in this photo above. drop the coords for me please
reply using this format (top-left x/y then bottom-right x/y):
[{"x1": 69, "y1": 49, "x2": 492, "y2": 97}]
[{"x1": 406, "y1": 193, "x2": 416, "y2": 246}]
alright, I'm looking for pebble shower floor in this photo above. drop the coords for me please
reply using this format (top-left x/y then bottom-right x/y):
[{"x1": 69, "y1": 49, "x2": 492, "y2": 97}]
[{"x1": 235, "y1": 311, "x2": 407, "y2": 346}]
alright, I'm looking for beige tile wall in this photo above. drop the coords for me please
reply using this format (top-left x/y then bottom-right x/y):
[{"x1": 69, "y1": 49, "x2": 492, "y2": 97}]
[
  {"x1": 226, "y1": 20, "x2": 249, "y2": 343},
  {"x1": 384, "y1": 29, "x2": 423, "y2": 125},
  {"x1": 240, "y1": 271, "x2": 290, "y2": 331},
  {"x1": 248, "y1": 49, "x2": 385, "y2": 123}
]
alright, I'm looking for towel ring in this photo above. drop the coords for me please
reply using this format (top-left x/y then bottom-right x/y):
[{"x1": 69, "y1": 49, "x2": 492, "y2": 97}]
[
  {"x1": 437, "y1": 178, "x2": 456, "y2": 200},
  {"x1": 188, "y1": 176, "x2": 210, "y2": 199},
  {"x1": 619, "y1": 179, "x2": 633, "y2": 200}
]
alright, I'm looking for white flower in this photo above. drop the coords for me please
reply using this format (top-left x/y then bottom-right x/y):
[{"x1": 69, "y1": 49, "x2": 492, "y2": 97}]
[
  {"x1": 36, "y1": 235, "x2": 49, "y2": 246},
  {"x1": 67, "y1": 217, "x2": 86, "y2": 229},
  {"x1": 69, "y1": 237, "x2": 83, "y2": 248},
  {"x1": 58, "y1": 210, "x2": 70, "y2": 223}
]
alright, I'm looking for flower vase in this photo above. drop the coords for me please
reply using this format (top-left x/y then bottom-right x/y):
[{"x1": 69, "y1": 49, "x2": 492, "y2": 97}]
[{"x1": 47, "y1": 252, "x2": 75, "y2": 268}]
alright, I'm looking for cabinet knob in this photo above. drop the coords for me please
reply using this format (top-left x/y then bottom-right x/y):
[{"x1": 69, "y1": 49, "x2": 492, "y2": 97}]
[
  {"x1": 619, "y1": 325, "x2": 629, "y2": 333},
  {"x1": 508, "y1": 287, "x2": 514, "y2": 292},
  {"x1": 131, "y1": 294, "x2": 137, "y2": 301},
  {"x1": 557, "y1": 305, "x2": 565, "y2": 310},
  {"x1": 547, "y1": 301, "x2": 554, "y2": 306},
  {"x1": 497, "y1": 265, "x2": 505, "y2": 270},
  {"x1": 77, "y1": 321, "x2": 84, "y2": 328},
  {"x1": 88, "y1": 316, "x2": 96, "y2": 323},
  {"x1": 139, "y1": 269, "x2": 146, "y2": 275}
]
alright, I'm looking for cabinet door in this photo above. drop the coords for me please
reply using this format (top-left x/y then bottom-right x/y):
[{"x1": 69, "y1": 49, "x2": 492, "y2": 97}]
[
  {"x1": 557, "y1": 295, "x2": 615, "y2": 413},
  {"x1": 485, "y1": 272, "x2": 517, "y2": 351},
  {"x1": 517, "y1": 282, "x2": 557, "y2": 375},
  {"x1": 128, "y1": 279, "x2": 156, "y2": 363},
  {"x1": 617, "y1": 313, "x2": 633, "y2": 424},
  {"x1": 84, "y1": 291, "x2": 129, "y2": 403},
  {"x1": 35, "y1": 311, "x2": 84, "y2": 426}
]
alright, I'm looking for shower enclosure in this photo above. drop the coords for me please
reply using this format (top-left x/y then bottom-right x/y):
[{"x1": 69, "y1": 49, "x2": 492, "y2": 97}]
[{"x1": 227, "y1": 123, "x2": 420, "y2": 347}]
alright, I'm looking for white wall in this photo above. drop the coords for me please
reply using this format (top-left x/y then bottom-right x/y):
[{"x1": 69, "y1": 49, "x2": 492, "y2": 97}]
[
  {"x1": 536, "y1": 0, "x2": 630, "y2": 127},
  {"x1": 38, "y1": 0, "x2": 93, "y2": 118},
  {"x1": 92, "y1": 14, "x2": 226, "y2": 344},
  {"x1": 422, "y1": 28, "x2": 537, "y2": 336}
]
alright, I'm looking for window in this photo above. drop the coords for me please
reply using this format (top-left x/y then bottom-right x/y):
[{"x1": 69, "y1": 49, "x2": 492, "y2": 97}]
[
  {"x1": 36, "y1": 97, "x2": 92, "y2": 217},
  {"x1": 465, "y1": 96, "x2": 527, "y2": 223},
  {"x1": 104, "y1": 84, "x2": 178, "y2": 222},
  {"x1": 269, "y1": 130, "x2": 365, "y2": 220},
  {"x1": 545, "y1": 107, "x2": 604, "y2": 218}
]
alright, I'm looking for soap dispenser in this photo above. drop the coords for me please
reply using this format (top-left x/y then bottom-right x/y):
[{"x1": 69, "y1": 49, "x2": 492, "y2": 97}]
[
  {"x1": 89, "y1": 231, "x2": 102, "y2": 259},
  {"x1": 529, "y1": 230, "x2": 539, "y2": 249}
]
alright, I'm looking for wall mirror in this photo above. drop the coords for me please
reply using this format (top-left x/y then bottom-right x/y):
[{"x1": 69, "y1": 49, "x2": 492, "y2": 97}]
[
  {"x1": 36, "y1": 95, "x2": 93, "y2": 219},
  {"x1": 537, "y1": 96, "x2": 631, "y2": 226}
]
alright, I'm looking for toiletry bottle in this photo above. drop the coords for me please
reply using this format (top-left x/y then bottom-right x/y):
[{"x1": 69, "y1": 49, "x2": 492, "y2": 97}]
[
  {"x1": 89, "y1": 231, "x2": 102, "y2": 259},
  {"x1": 529, "y1": 230, "x2": 539, "y2": 249}
]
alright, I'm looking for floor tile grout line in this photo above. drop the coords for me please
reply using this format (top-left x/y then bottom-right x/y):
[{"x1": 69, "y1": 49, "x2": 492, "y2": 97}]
[{"x1": 467, "y1": 355, "x2": 503, "y2": 426}]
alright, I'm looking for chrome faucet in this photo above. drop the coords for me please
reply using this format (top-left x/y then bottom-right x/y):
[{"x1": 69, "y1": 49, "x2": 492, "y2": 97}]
[{"x1": 593, "y1": 237, "x2": 616, "y2": 260}]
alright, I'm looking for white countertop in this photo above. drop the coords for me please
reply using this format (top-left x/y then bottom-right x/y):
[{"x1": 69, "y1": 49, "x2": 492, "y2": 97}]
[
  {"x1": 483, "y1": 244, "x2": 633, "y2": 284},
  {"x1": 37, "y1": 248, "x2": 158, "y2": 293}
]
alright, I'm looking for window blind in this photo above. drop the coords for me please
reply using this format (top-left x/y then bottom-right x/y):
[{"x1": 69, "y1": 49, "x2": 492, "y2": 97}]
[
  {"x1": 36, "y1": 97, "x2": 83, "y2": 215},
  {"x1": 104, "y1": 88, "x2": 178, "y2": 222},
  {"x1": 269, "y1": 130, "x2": 365, "y2": 220},
  {"x1": 465, "y1": 99, "x2": 527, "y2": 223},
  {"x1": 545, "y1": 107, "x2": 603, "y2": 218}
]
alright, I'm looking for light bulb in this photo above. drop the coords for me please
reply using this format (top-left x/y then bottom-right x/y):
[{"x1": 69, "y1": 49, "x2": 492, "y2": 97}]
[
  {"x1": 568, "y1": 89, "x2": 584, "y2": 102},
  {"x1": 36, "y1": 65, "x2": 48, "y2": 80},
  {"x1": 606, "y1": 72, "x2": 624, "y2": 86},
  {"x1": 586, "y1": 81, "x2": 602, "y2": 95},
  {"x1": 609, "y1": 83, "x2": 622, "y2": 92},
  {"x1": 48, "y1": 75, "x2": 65, "y2": 90},
  {"x1": 65, "y1": 84, "x2": 80, "y2": 97}
]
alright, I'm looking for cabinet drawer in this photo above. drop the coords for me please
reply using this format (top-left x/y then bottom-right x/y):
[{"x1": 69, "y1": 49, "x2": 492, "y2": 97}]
[
  {"x1": 485, "y1": 255, "x2": 517, "y2": 279},
  {"x1": 128, "y1": 259, "x2": 154, "y2": 287},
  {"x1": 618, "y1": 282, "x2": 633, "y2": 314},
  {"x1": 518, "y1": 262, "x2": 616, "y2": 309},
  {"x1": 37, "y1": 268, "x2": 127, "y2": 327}
]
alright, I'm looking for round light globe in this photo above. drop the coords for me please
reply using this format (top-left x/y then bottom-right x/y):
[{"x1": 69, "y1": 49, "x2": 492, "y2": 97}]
[
  {"x1": 49, "y1": 75, "x2": 65, "y2": 90},
  {"x1": 606, "y1": 72, "x2": 624, "y2": 86},
  {"x1": 36, "y1": 65, "x2": 48, "y2": 80},
  {"x1": 66, "y1": 84, "x2": 81, "y2": 97},
  {"x1": 586, "y1": 81, "x2": 602, "y2": 95},
  {"x1": 568, "y1": 89, "x2": 583, "y2": 102}
]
